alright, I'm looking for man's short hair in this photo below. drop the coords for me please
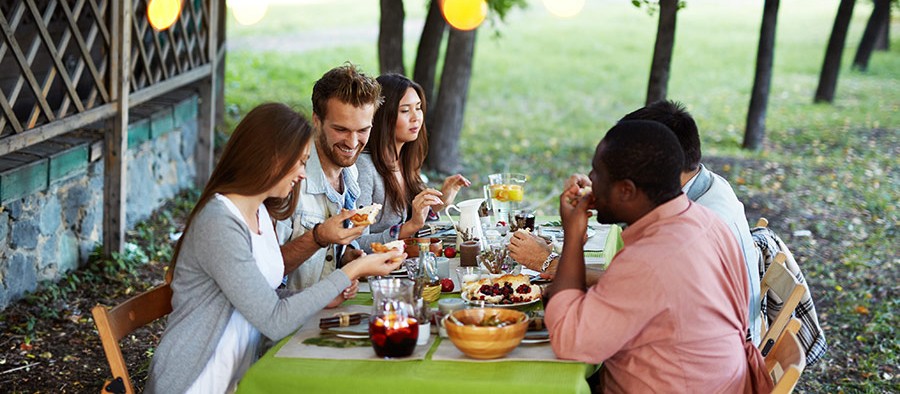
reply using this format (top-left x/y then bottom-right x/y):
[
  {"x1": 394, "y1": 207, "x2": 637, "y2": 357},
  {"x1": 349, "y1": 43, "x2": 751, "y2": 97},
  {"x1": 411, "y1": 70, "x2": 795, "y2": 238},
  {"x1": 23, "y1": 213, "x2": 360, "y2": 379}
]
[
  {"x1": 620, "y1": 100, "x2": 701, "y2": 172},
  {"x1": 311, "y1": 62, "x2": 383, "y2": 120},
  {"x1": 598, "y1": 120, "x2": 684, "y2": 205}
]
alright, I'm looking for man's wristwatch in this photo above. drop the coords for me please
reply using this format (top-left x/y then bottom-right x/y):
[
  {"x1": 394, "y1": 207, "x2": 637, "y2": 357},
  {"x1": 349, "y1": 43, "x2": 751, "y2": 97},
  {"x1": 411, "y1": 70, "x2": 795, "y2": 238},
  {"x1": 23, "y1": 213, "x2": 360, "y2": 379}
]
[{"x1": 541, "y1": 252, "x2": 559, "y2": 272}]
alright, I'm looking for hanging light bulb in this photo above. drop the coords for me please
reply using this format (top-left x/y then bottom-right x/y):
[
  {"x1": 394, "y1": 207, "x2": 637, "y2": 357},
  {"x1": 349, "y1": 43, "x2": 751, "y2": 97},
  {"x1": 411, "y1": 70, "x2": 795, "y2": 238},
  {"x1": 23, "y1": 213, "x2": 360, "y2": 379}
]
[
  {"x1": 542, "y1": 0, "x2": 585, "y2": 18},
  {"x1": 229, "y1": 0, "x2": 269, "y2": 26},
  {"x1": 147, "y1": 0, "x2": 182, "y2": 31},
  {"x1": 441, "y1": 0, "x2": 488, "y2": 31}
]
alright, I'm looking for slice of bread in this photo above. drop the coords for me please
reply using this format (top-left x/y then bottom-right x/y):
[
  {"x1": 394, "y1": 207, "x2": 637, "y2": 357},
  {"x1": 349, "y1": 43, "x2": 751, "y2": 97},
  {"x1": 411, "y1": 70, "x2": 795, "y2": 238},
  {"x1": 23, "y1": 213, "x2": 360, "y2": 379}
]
[
  {"x1": 370, "y1": 239, "x2": 405, "y2": 262},
  {"x1": 350, "y1": 203, "x2": 382, "y2": 226}
]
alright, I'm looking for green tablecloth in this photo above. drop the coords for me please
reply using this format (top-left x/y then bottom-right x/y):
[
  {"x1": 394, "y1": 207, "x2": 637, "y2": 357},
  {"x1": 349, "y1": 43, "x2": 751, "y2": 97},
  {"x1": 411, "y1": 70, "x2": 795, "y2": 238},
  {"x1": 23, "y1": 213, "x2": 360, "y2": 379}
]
[
  {"x1": 237, "y1": 336, "x2": 594, "y2": 394},
  {"x1": 236, "y1": 223, "x2": 623, "y2": 393}
]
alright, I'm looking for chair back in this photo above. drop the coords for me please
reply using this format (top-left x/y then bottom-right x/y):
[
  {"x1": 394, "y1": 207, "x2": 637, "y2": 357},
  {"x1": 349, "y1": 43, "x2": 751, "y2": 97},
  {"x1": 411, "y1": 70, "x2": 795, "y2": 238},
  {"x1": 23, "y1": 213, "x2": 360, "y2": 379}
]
[
  {"x1": 758, "y1": 252, "x2": 806, "y2": 357},
  {"x1": 92, "y1": 283, "x2": 173, "y2": 394},
  {"x1": 766, "y1": 318, "x2": 806, "y2": 394}
]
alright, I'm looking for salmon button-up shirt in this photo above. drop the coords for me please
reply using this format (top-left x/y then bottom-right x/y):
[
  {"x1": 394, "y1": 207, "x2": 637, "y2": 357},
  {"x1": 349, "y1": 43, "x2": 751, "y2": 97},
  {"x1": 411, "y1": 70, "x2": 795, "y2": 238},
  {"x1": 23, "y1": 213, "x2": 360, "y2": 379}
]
[{"x1": 545, "y1": 195, "x2": 772, "y2": 393}]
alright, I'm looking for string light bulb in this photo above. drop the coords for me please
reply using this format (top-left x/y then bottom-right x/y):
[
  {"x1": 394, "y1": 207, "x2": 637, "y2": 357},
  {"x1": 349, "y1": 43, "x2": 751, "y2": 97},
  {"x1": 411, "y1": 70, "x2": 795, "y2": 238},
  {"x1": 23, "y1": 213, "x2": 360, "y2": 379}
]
[
  {"x1": 229, "y1": 0, "x2": 269, "y2": 26},
  {"x1": 542, "y1": 0, "x2": 585, "y2": 18},
  {"x1": 147, "y1": 0, "x2": 182, "y2": 31},
  {"x1": 441, "y1": 0, "x2": 488, "y2": 31}
]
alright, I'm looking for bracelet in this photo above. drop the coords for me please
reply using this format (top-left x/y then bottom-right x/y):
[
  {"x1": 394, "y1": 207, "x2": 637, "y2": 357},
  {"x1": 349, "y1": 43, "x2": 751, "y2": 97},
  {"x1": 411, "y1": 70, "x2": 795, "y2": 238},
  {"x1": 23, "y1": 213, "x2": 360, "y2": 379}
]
[
  {"x1": 542, "y1": 252, "x2": 559, "y2": 272},
  {"x1": 311, "y1": 223, "x2": 328, "y2": 248}
]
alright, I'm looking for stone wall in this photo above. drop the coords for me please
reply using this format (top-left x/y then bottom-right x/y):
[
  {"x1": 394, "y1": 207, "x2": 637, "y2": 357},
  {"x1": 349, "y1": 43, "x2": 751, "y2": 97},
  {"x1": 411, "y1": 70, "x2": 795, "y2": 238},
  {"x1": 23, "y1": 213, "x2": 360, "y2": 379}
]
[{"x1": 0, "y1": 94, "x2": 199, "y2": 310}]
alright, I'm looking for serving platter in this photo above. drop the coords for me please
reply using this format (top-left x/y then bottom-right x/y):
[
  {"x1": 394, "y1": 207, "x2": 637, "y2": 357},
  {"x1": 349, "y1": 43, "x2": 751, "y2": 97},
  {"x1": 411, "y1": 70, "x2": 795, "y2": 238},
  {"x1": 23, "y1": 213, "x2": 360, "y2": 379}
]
[{"x1": 461, "y1": 291, "x2": 541, "y2": 308}]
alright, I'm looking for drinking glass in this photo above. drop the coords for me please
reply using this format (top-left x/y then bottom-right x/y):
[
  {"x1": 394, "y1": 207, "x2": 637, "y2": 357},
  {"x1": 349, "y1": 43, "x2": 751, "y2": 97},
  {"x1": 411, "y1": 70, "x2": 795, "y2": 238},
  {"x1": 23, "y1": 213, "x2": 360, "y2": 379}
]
[
  {"x1": 487, "y1": 173, "x2": 526, "y2": 226},
  {"x1": 369, "y1": 278, "x2": 418, "y2": 358}
]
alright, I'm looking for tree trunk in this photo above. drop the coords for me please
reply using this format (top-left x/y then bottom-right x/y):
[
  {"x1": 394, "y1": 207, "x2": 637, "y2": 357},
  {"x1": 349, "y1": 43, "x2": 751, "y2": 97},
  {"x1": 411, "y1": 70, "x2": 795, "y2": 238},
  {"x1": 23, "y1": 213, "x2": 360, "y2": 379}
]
[
  {"x1": 645, "y1": 0, "x2": 678, "y2": 106},
  {"x1": 815, "y1": 0, "x2": 856, "y2": 103},
  {"x1": 743, "y1": 0, "x2": 781, "y2": 151},
  {"x1": 874, "y1": 4, "x2": 889, "y2": 51},
  {"x1": 853, "y1": 0, "x2": 890, "y2": 70},
  {"x1": 378, "y1": 0, "x2": 406, "y2": 75},
  {"x1": 414, "y1": 0, "x2": 447, "y2": 119},
  {"x1": 425, "y1": 28, "x2": 477, "y2": 175}
]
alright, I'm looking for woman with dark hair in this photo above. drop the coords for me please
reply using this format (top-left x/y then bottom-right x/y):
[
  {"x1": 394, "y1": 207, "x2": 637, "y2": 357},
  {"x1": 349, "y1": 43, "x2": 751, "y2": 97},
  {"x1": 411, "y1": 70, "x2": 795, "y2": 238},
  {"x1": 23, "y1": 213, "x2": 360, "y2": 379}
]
[
  {"x1": 146, "y1": 103, "x2": 403, "y2": 393},
  {"x1": 356, "y1": 74, "x2": 470, "y2": 250}
]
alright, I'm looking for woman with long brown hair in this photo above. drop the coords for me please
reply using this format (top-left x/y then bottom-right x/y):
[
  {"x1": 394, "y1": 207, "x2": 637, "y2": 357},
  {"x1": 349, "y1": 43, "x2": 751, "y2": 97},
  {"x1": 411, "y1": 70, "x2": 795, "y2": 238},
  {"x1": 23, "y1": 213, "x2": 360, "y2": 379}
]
[
  {"x1": 147, "y1": 103, "x2": 403, "y2": 393},
  {"x1": 356, "y1": 74, "x2": 470, "y2": 250}
]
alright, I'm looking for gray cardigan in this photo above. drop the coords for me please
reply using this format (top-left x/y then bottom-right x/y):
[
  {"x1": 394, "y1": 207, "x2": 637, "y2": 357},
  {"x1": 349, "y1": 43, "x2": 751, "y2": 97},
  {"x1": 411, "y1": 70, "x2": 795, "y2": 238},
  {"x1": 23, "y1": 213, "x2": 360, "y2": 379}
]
[
  {"x1": 146, "y1": 198, "x2": 351, "y2": 393},
  {"x1": 356, "y1": 153, "x2": 406, "y2": 251}
]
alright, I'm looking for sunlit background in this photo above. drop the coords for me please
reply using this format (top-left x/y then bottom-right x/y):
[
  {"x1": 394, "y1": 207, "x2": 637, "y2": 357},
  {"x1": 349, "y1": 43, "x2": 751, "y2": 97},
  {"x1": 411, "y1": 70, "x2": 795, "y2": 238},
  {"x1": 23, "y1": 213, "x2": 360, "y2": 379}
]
[{"x1": 221, "y1": 0, "x2": 583, "y2": 28}]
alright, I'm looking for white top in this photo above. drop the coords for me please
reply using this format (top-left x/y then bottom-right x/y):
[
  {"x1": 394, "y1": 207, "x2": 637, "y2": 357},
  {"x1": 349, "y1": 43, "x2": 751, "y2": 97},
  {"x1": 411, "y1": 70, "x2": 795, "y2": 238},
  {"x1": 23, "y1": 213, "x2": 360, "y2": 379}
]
[
  {"x1": 683, "y1": 166, "x2": 762, "y2": 345},
  {"x1": 186, "y1": 194, "x2": 284, "y2": 393}
]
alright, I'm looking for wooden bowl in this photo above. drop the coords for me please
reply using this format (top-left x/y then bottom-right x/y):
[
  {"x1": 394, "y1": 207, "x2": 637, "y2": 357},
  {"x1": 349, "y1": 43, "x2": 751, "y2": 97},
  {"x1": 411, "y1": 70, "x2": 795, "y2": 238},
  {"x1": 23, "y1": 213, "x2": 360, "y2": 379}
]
[{"x1": 442, "y1": 308, "x2": 529, "y2": 359}]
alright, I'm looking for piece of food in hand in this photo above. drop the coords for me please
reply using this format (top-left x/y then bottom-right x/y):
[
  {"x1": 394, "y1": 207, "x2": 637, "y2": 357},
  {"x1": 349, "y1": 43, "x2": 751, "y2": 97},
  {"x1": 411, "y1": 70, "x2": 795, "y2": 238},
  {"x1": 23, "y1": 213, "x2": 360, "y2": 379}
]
[
  {"x1": 443, "y1": 246, "x2": 457, "y2": 258},
  {"x1": 370, "y1": 239, "x2": 405, "y2": 262},
  {"x1": 567, "y1": 186, "x2": 593, "y2": 206},
  {"x1": 350, "y1": 203, "x2": 383, "y2": 226},
  {"x1": 440, "y1": 278, "x2": 454, "y2": 292}
]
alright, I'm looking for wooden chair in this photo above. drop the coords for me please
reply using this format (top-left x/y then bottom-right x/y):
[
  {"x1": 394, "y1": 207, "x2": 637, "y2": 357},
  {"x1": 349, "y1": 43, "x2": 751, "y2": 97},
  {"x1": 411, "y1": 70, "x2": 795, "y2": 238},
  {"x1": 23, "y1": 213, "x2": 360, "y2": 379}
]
[
  {"x1": 92, "y1": 283, "x2": 173, "y2": 394},
  {"x1": 766, "y1": 318, "x2": 806, "y2": 394},
  {"x1": 767, "y1": 318, "x2": 801, "y2": 364},
  {"x1": 758, "y1": 252, "x2": 806, "y2": 357}
]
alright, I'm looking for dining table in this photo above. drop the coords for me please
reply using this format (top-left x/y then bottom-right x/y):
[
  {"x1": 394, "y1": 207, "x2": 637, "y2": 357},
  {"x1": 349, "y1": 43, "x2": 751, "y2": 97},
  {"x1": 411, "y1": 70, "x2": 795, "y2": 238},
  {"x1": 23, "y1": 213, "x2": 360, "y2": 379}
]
[{"x1": 236, "y1": 222, "x2": 623, "y2": 394}]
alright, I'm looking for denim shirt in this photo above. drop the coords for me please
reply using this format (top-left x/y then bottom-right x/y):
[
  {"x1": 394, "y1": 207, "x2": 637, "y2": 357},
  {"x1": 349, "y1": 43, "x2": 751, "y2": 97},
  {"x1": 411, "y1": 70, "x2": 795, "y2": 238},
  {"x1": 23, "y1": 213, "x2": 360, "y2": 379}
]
[{"x1": 276, "y1": 143, "x2": 359, "y2": 291}]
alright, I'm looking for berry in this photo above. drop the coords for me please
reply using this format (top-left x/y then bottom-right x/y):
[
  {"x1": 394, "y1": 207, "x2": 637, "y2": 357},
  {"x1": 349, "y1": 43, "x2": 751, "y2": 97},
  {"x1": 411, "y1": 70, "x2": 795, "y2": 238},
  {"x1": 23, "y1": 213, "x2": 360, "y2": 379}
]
[
  {"x1": 440, "y1": 278, "x2": 454, "y2": 292},
  {"x1": 443, "y1": 246, "x2": 457, "y2": 258}
]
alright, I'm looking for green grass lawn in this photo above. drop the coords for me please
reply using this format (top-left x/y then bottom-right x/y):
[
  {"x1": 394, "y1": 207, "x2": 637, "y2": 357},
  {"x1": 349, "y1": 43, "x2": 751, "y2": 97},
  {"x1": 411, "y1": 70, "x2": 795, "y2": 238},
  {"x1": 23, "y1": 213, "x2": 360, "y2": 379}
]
[{"x1": 224, "y1": 0, "x2": 899, "y2": 391}]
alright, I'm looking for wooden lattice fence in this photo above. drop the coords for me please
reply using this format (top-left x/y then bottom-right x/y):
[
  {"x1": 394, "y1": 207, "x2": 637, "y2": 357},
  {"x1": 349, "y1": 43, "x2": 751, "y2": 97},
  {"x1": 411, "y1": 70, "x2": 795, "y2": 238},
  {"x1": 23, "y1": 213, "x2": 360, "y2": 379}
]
[{"x1": 0, "y1": 0, "x2": 225, "y2": 254}]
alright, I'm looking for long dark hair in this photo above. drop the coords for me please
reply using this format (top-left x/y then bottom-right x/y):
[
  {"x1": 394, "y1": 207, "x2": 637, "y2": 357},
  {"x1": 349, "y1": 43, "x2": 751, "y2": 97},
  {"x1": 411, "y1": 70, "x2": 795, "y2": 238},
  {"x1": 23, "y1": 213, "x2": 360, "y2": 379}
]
[
  {"x1": 369, "y1": 74, "x2": 427, "y2": 215},
  {"x1": 166, "y1": 103, "x2": 313, "y2": 282}
]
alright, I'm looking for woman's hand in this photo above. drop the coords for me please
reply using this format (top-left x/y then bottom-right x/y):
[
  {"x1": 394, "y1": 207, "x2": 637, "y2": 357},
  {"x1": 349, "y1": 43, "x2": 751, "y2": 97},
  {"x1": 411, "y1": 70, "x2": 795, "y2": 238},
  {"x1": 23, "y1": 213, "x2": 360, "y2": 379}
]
[
  {"x1": 326, "y1": 279, "x2": 359, "y2": 308},
  {"x1": 340, "y1": 249, "x2": 406, "y2": 281},
  {"x1": 408, "y1": 188, "x2": 444, "y2": 227},
  {"x1": 438, "y1": 174, "x2": 471, "y2": 209},
  {"x1": 508, "y1": 230, "x2": 552, "y2": 271}
]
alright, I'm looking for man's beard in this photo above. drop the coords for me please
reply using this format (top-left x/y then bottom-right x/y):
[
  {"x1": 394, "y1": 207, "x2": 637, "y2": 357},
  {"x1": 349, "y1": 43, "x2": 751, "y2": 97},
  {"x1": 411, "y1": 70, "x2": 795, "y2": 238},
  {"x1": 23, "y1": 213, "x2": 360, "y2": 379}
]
[{"x1": 318, "y1": 132, "x2": 362, "y2": 168}]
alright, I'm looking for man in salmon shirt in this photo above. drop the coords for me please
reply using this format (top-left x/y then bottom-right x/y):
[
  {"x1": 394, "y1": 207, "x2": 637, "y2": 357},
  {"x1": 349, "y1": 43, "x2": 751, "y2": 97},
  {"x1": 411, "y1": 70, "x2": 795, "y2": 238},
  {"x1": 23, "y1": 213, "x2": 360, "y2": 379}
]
[{"x1": 544, "y1": 120, "x2": 772, "y2": 392}]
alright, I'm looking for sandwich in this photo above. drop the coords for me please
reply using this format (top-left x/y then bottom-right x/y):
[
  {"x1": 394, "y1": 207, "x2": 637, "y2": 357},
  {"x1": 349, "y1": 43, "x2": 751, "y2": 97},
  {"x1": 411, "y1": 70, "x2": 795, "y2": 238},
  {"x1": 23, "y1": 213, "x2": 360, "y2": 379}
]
[
  {"x1": 577, "y1": 186, "x2": 592, "y2": 197},
  {"x1": 370, "y1": 239, "x2": 405, "y2": 262},
  {"x1": 350, "y1": 203, "x2": 382, "y2": 226}
]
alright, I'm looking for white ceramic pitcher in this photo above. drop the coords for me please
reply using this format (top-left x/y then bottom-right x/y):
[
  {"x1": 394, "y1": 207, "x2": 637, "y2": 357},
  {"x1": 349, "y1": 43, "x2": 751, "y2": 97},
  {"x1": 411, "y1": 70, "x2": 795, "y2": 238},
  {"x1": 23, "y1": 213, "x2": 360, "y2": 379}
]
[{"x1": 444, "y1": 198, "x2": 486, "y2": 248}]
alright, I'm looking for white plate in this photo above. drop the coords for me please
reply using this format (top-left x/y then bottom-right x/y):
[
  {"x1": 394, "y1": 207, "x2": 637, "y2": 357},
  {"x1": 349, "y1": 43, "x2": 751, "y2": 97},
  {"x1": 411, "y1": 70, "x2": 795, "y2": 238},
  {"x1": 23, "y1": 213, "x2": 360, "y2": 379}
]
[
  {"x1": 335, "y1": 333, "x2": 369, "y2": 339},
  {"x1": 520, "y1": 338, "x2": 550, "y2": 344},
  {"x1": 461, "y1": 292, "x2": 541, "y2": 308},
  {"x1": 324, "y1": 322, "x2": 369, "y2": 339},
  {"x1": 537, "y1": 226, "x2": 596, "y2": 240}
]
